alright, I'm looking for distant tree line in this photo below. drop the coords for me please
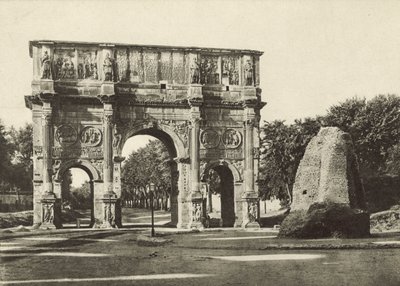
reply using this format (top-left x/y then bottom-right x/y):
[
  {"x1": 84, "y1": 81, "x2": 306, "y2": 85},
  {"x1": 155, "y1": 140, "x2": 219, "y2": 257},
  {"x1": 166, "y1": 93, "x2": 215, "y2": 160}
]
[
  {"x1": 259, "y1": 94, "x2": 400, "y2": 212},
  {"x1": 0, "y1": 121, "x2": 33, "y2": 195}
]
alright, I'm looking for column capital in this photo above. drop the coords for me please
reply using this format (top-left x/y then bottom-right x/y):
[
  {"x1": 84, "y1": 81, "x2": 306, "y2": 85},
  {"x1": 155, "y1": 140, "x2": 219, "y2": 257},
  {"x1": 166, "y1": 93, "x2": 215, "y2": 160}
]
[{"x1": 98, "y1": 94, "x2": 117, "y2": 104}]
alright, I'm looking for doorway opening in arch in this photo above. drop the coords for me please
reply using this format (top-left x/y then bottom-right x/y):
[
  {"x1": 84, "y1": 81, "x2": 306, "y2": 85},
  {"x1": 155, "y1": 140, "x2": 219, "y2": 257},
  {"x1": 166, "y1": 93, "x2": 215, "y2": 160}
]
[
  {"x1": 60, "y1": 167, "x2": 94, "y2": 228},
  {"x1": 120, "y1": 133, "x2": 177, "y2": 227},
  {"x1": 202, "y1": 165, "x2": 235, "y2": 227}
]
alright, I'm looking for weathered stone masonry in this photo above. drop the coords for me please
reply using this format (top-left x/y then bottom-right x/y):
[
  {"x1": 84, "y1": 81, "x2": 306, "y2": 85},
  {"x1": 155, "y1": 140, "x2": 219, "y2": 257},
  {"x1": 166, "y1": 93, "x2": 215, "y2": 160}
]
[{"x1": 26, "y1": 40, "x2": 265, "y2": 229}]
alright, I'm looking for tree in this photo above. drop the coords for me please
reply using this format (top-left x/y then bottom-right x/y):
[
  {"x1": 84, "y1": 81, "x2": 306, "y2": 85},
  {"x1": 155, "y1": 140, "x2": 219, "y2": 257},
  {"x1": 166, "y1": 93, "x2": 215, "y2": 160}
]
[
  {"x1": 259, "y1": 118, "x2": 321, "y2": 204},
  {"x1": 259, "y1": 94, "x2": 400, "y2": 212},
  {"x1": 121, "y1": 140, "x2": 172, "y2": 209},
  {"x1": 0, "y1": 120, "x2": 13, "y2": 189},
  {"x1": 7, "y1": 124, "x2": 33, "y2": 193}
]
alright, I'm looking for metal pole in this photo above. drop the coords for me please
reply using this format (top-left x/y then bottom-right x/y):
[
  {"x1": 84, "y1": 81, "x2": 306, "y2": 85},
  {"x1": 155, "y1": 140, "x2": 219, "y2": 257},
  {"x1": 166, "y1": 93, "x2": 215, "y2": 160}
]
[{"x1": 150, "y1": 191, "x2": 155, "y2": 237}]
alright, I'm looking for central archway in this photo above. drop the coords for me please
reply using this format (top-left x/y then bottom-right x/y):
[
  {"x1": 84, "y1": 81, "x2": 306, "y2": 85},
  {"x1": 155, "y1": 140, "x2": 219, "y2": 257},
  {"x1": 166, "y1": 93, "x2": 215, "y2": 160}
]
[{"x1": 117, "y1": 125, "x2": 185, "y2": 227}]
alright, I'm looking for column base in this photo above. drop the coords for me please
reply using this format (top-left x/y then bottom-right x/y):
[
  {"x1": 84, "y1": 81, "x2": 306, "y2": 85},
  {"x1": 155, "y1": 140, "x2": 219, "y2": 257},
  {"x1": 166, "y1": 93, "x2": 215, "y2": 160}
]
[
  {"x1": 188, "y1": 193, "x2": 204, "y2": 229},
  {"x1": 40, "y1": 192, "x2": 61, "y2": 229},
  {"x1": 241, "y1": 194, "x2": 260, "y2": 229}
]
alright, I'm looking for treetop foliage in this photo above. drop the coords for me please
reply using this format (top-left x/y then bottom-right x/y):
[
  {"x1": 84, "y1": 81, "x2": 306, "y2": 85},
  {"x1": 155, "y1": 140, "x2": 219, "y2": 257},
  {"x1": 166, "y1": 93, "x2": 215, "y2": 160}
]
[{"x1": 259, "y1": 94, "x2": 400, "y2": 210}]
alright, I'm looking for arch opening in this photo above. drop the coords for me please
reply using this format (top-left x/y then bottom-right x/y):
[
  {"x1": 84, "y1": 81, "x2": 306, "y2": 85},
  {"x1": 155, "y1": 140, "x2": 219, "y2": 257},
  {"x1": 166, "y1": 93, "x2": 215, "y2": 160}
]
[
  {"x1": 202, "y1": 165, "x2": 235, "y2": 227},
  {"x1": 59, "y1": 167, "x2": 94, "y2": 228},
  {"x1": 120, "y1": 131, "x2": 178, "y2": 227}
]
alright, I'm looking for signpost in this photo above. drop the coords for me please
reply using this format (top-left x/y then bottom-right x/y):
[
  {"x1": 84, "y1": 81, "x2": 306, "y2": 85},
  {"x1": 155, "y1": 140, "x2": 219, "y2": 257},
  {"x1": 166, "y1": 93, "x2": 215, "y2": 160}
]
[{"x1": 149, "y1": 183, "x2": 155, "y2": 237}]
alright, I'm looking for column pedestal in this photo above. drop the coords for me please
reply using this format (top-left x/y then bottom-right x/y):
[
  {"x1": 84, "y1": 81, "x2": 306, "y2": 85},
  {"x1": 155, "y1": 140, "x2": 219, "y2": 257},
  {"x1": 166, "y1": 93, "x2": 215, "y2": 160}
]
[
  {"x1": 99, "y1": 191, "x2": 118, "y2": 229},
  {"x1": 189, "y1": 192, "x2": 204, "y2": 229},
  {"x1": 242, "y1": 193, "x2": 260, "y2": 228},
  {"x1": 40, "y1": 192, "x2": 60, "y2": 229}
]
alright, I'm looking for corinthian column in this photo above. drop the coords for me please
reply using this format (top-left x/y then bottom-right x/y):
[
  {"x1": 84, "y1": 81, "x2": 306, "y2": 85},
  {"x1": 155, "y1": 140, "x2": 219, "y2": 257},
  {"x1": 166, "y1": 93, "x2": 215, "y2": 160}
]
[
  {"x1": 103, "y1": 103, "x2": 114, "y2": 192},
  {"x1": 242, "y1": 105, "x2": 260, "y2": 228},
  {"x1": 189, "y1": 102, "x2": 203, "y2": 229},
  {"x1": 40, "y1": 99, "x2": 59, "y2": 229},
  {"x1": 100, "y1": 100, "x2": 118, "y2": 228},
  {"x1": 42, "y1": 102, "x2": 53, "y2": 194}
]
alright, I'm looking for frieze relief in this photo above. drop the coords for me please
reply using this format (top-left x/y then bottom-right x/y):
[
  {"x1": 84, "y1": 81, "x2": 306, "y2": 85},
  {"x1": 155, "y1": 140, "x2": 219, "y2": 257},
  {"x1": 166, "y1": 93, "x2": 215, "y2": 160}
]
[
  {"x1": 80, "y1": 126, "x2": 102, "y2": 147},
  {"x1": 115, "y1": 49, "x2": 129, "y2": 82},
  {"x1": 54, "y1": 49, "x2": 76, "y2": 80},
  {"x1": 222, "y1": 56, "x2": 239, "y2": 85},
  {"x1": 200, "y1": 56, "x2": 219, "y2": 85},
  {"x1": 55, "y1": 125, "x2": 78, "y2": 146},
  {"x1": 52, "y1": 146, "x2": 103, "y2": 159},
  {"x1": 77, "y1": 50, "x2": 98, "y2": 80}
]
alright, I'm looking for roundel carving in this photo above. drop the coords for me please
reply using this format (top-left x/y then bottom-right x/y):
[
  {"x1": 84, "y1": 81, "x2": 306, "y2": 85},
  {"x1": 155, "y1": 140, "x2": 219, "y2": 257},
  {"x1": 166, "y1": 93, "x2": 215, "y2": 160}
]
[
  {"x1": 222, "y1": 129, "x2": 242, "y2": 149},
  {"x1": 200, "y1": 129, "x2": 220, "y2": 149},
  {"x1": 80, "y1": 126, "x2": 102, "y2": 146},
  {"x1": 55, "y1": 125, "x2": 77, "y2": 145}
]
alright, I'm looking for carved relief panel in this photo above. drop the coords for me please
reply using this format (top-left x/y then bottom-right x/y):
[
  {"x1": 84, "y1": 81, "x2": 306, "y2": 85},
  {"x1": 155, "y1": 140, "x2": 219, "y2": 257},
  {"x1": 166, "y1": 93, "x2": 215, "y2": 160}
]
[
  {"x1": 115, "y1": 49, "x2": 129, "y2": 82},
  {"x1": 129, "y1": 49, "x2": 143, "y2": 82},
  {"x1": 200, "y1": 127, "x2": 244, "y2": 160},
  {"x1": 222, "y1": 56, "x2": 239, "y2": 85},
  {"x1": 200, "y1": 55, "x2": 219, "y2": 85},
  {"x1": 77, "y1": 50, "x2": 98, "y2": 80},
  {"x1": 80, "y1": 126, "x2": 102, "y2": 147},
  {"x1": 222, "y1": 129, "x2": 242, "y2": 149},
  {"x1": 160, "y1": 52, "x2": 173, "y2": 83},
  {"x1": 172, "y1": 52, "x2": 185, "y2": 84},
  {"x1": 53, "y1": 49, "x2": 76, "y2": 80},
  {"x1": 55, "y1": 125, "x2": 78, "y2": 146},
  {"x1": 143, "y1": 52, "x2": 158, "y2": 83},
  {"x1": 200, "y1": 129, "x2": 220, "y2": 149}
]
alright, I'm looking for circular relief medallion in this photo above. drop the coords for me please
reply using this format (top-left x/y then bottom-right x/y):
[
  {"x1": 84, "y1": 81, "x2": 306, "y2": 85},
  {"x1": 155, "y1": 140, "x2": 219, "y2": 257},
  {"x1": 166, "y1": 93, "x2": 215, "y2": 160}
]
[
  {"x1": 55, "y1": 125, "x2": 77, "y2": 146},
  {"x1": 80, "y1": 126, "x2": 102, "y2": 146},
  {"x1": 200, "y1": 129, "x2": 220, "y2": 149},
  {"x1": 222, "y1": 129, "x2": 242, "y2": 149}
]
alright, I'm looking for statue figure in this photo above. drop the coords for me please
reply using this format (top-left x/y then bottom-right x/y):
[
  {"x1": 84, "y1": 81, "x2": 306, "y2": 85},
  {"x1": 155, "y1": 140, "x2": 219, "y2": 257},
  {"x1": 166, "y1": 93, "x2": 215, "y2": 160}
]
[
  {"x1": 244, "y1": 59, "x2": 253, "y2": 86},
  {"x1": 190, "y1": 58, "x2": 200, "y2": 84},
  {"x1": 103, "y1": 53, "x2": 113, "y2": 81},
  {"x1": 41, "y1": 51, "x2": 51, "y2": 79},
  {"x1": 43, "y1": 204, "x2": 54, "y2": 223}
]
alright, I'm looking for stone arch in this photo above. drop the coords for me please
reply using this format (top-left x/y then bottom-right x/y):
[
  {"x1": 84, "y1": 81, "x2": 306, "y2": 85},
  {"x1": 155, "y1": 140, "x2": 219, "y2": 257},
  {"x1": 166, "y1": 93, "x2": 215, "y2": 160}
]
[
  {"x1": 116, "y1": 121, "x2": 188, "y2": 159},
  {"x1": 201, "y1": 160, "x2": 242, "y2": 183},
  {"x1": 54, "y1": 159, "x2": 101, "y2": 182}
]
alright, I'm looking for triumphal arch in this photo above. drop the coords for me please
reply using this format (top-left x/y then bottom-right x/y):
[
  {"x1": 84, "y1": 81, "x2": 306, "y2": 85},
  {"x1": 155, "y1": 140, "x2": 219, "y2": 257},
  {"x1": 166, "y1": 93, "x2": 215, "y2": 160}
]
[{"x1": 25, "y1": 40, "x2": 265, "y2": 229}]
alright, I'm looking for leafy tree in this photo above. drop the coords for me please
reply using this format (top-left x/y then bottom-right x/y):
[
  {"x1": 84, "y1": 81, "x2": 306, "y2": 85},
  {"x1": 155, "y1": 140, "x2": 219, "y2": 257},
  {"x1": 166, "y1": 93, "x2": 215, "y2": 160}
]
[
  {"x1": 259, "y1": 118, "x2": 321, "y2": 204},
  {"x1": 121, "y1": 140, "x2": 171, "y2": 209},
  {"x1": 259, "y1": 94, "x2": 400, "y2": 212},
  {"x1": 7, "y1": 124, "x2": 33, "y2": 193}
]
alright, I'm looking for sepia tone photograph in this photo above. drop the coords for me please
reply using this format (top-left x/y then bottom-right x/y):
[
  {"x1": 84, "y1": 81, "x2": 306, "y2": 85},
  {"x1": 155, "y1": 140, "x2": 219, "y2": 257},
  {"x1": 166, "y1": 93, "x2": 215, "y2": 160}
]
[{"x1": 0, "y1": 1, "x2": 399, "y2": 285}]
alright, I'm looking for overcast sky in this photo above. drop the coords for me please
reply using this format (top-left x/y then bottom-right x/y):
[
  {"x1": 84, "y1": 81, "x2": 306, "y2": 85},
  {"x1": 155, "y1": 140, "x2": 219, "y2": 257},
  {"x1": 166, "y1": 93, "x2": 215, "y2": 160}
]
[{"x1": 1, "y1": 0, "x2": 399, "y2": 184}]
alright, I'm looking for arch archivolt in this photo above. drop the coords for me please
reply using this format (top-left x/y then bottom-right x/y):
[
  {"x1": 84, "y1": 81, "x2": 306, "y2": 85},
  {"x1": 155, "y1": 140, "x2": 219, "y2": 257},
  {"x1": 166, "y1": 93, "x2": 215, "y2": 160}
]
[
  {"x1": 200, "y1": 159, "x2": 243, "y2": 183},
  {"x1": 53, "y1": 158, "x2": 101, "y2": 182},
  {"x1": 114, "y1": 119, "x2": 189, "y2": 159}
]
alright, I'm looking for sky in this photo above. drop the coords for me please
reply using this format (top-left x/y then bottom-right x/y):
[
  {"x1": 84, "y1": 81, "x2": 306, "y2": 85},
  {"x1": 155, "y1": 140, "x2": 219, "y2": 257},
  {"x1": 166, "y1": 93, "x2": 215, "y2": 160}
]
[{"x1": 1, "y1": 0, "x2": 399, "y2": 185}]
